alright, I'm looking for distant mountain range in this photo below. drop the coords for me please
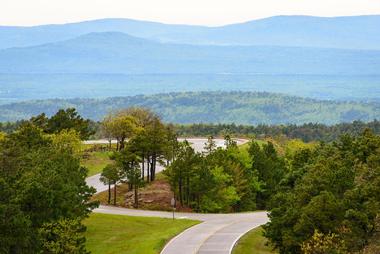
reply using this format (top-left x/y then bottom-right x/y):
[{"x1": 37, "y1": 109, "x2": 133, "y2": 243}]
[
  {"x1": 0, "y1": 32, "x2": 379, "y2": 75},
  {"x1": 1, "y1": 15, "x2": 380, "y2": 50},
  {"x1": 0, "y1": 15, "x2": 379, "y2": 103},
  {"x1": 1, "y1": 91, "x2": 379, "y2": 125}
]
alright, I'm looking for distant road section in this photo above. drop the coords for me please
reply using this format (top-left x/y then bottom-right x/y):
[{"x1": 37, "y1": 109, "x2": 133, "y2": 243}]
[{"x1": 85, "y1": 138, "x2": 248, "y2": 194}]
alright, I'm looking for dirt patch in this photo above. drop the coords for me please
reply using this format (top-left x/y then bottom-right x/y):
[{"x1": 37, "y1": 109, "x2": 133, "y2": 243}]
[{"x1": 93, "y1": 176, "x2": 192, "y2": 212}]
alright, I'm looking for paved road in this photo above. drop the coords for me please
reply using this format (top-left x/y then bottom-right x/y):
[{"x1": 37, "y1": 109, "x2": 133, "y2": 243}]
[
  {"x1": 94, "y1": 205, "x2": 268, "y2": 254},
  {"x1": 86, "y1": 138, "x2": 247, "y2": 194},
  {"x1": 86, "y1": 138, "x2": 269, "y2": 254}
]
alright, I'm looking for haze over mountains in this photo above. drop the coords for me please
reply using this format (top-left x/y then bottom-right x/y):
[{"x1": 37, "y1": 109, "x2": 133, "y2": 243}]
[
  {"x1": 1, "y1": 32, "x2": 379, "y2": 75},
  {"x1": 0, "y1": 15, "x2": 379, "y2": 106},
  {"x1": 1, "y1": 15, "x2": 380, "y2": 49}
]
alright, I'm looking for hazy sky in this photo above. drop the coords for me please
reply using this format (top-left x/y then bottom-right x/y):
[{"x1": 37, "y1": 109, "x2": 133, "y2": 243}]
[{"x1": 1, "y1": 0, "x2": 380, "y2": 26}]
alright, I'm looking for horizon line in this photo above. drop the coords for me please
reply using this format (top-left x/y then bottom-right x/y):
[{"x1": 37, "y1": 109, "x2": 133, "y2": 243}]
[{"x1": 1, "y1": 13, "x2": 380, "y2": 28}]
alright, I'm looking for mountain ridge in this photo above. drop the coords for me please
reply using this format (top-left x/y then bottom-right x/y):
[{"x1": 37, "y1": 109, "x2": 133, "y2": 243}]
[
  {"x1": 1, "y1": 15, "x2": 380, "y2": 49},
  {"x1": 1, "y1": 31, "x2": 379, "y2": 75}
]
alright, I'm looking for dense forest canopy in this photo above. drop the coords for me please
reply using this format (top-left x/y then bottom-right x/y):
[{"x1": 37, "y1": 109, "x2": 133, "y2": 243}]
[
  {"x1": 0, "y1": 91, "x2": 379, "y2": 124},
  {"x1": 263, "y1": 130, "x2": 380, "y2": 253},
  {"x1": 1, "y1": 107, "x2": 379, "y2": 253},
  {"x1": 175, "y1": 120, "x2": 380, "y2": 142},
  {"x1": 2, "y1": 115, "x2": 379, "y2": 143}
]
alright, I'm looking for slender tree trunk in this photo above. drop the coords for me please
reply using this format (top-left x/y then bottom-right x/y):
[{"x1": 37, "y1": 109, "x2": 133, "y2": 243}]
[
  {"x1": 147, "y1": 157, "x2": 150, "y2": 183},
  {"x1": 116, "y1": 140, "x2": 119, "y2": 151},
  {"x1": 150, "y1": 153, "x2": 156, "y2": 181},
  {"x1": 186, "y1": 176, "x2": 190, "y2": 206},
  {"x1": 150, "y1": 160, "x2": 154, "y2": 182},
  {"x1": 113, "y1": 183, "x2": 117, "y2": 206},
  {"x1": 179, "y1": 177, "x2": 183, "y2": 206},
  {"x1": 108, "y1": 183, "x2": 111, "y2": 204},
  {"x1": 120, "y1": 137, "x2": 125, "y2": 150},
  {"x1": 142, "y1": 154, "x2": 145, "y2": 181}
]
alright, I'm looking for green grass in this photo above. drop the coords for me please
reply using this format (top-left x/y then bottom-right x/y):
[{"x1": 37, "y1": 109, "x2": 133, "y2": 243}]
[
  {"x1": 84, "y1": 213, "x2": 199, "y2": 254},
  {"x1": 232, "y1": 227, "x2": 277, "y2": 254},
  {"x1": 81, "y1": 151, "x2": 113, "y2": 176}
]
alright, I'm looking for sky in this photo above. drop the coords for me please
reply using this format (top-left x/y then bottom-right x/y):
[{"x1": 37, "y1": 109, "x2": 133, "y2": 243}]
[{"x1": 1, "y1": 0, "x2": 380, "y2": 26}]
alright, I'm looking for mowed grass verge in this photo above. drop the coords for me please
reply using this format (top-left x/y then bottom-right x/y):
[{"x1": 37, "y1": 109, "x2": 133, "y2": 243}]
[
  {"x1": 81, "y1": 151, "x2": 113, "y2": 176},
  {"x1": 84, "y1": 213, "x2": 199, "y2": 254},
  {"x1": 232, "y1": 226, "x2": 277, "y2": 254}
]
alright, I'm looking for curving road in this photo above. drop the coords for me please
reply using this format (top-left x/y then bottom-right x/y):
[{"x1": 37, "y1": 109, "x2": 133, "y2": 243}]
[
  {"x1": 86, "y1": 138, "x2": 269, "y2": 254},
  {"x1": 86, "y1": 138, "x2": 247, "y2": 194},
  {"x1": 94, "y1": 205, "x2": 268, "y2": 254}
]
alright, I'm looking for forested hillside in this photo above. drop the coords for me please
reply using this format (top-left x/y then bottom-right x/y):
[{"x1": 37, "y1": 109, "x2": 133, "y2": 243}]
[{"x1": 0, "y1": 91, "x2": 379, "y2": 124}]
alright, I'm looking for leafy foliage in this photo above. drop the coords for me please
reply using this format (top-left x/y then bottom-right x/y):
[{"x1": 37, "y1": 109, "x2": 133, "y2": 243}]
[
  {"x1": 1, "y1": 92, "x2": 379, "y2": 125},
  {"x1": 99, "y1": 107, "x2": 178, "y2": 208},
  {"x1": 0, "y1": 123, "x2": 97, "y2": 253},
  {"x1": 176, "y1": 120, "x2": 380, "y2": 142},
  {"x1": 165, "y1": 137, "x2": 259, "y2": 212},
  {"x1": 38, "y1": 218, "x2": 88, "y2": 254},
  {"x1": 264, "y1": 130, "x2": 380, "y2": 253},
  {"x1": 30, "y1": 108, "x2": 95, "y2": 139}
]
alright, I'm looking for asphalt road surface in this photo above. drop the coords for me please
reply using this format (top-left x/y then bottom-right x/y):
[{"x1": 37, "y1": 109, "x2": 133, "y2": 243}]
[{"x1": 94, "y1": 205, "x2": 269, "y2": 254}]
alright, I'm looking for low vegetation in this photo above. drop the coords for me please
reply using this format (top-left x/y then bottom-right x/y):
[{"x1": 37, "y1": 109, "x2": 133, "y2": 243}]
[
  {"x1": 84, "y1": 213, "x2": 198, "y2": 254},
  {"x1": 81, "y1": 150, "x2": 113, "y2": 176},
  {"x1": 232, "y1": 227, "x2": 276, "y2": 254}
]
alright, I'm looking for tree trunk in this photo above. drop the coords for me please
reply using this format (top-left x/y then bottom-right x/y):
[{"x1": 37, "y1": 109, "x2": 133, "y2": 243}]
[
  {"x1": 150, "y1": 160, "x2": 154, "y2": 182},
  {"x1": 108, "y1": 183, "x2": 111, "y2": 204},
  {"x1": 142, "y1": 154, "x2": 145, "y2": 181},
  {"x1": 186, "y1": 176, "x2": 190, "y2": 206},
  {"x1": 147, "y1": 157, "x2": 150, "y2": 183},
  {"x1": 119, "y1": 137, "x2": 125, "y2": 150},
  {"x1": 113, "y1": 183, "x2": 117, "y2": 206},
  {"x1": 150, "y1": 153, "x2": 156, "y2": 182},
  {"x1": 179, "y1": 177, "x2": 183, "y2": 206}
]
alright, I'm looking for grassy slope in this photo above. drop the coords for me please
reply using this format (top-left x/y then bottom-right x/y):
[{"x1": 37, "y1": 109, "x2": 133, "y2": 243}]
[
  {"x1": 82, "y1": 151, "x2": 113, "y2": 176},
  {"x1": 84, "y1": 213, "x2": 199, "y2": 254},
  {"x1": 232, "y1": 227, "x2": 276, "y2": 254},
  {"x1": 80, "y1": 143, "x2": 114, "y2": 176}
]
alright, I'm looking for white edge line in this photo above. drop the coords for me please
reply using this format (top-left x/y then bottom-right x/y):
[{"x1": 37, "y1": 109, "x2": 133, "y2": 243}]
[
  {"x1": 160, "y1": 221, "x2": 205, "y2": 254},
  {"x1": 228, "y1": 223, "x2": 262, "y2": 254}
]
